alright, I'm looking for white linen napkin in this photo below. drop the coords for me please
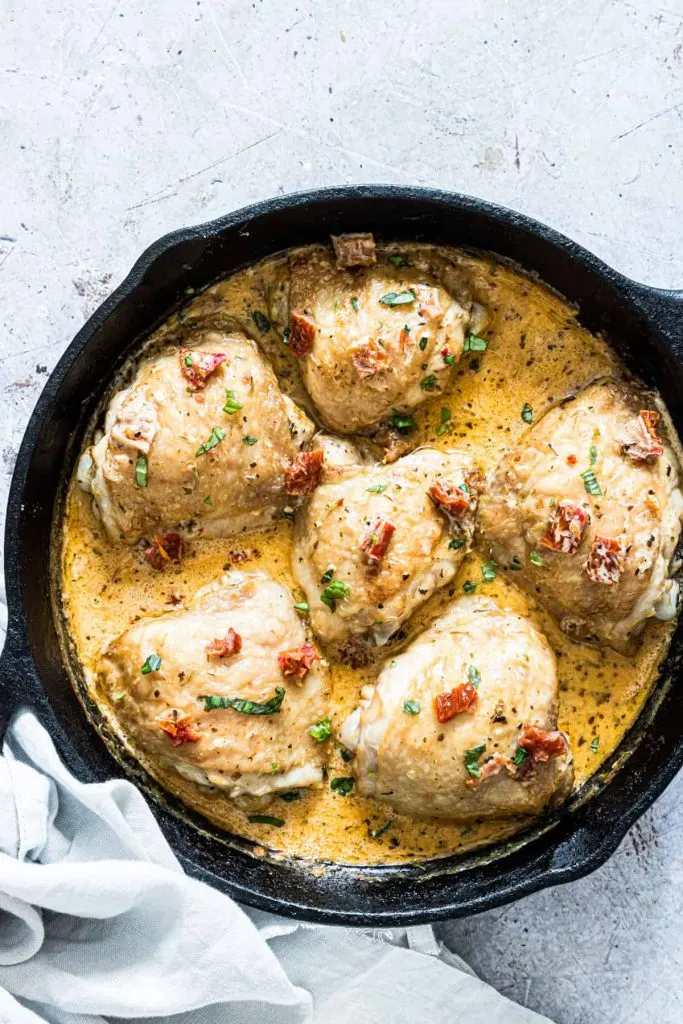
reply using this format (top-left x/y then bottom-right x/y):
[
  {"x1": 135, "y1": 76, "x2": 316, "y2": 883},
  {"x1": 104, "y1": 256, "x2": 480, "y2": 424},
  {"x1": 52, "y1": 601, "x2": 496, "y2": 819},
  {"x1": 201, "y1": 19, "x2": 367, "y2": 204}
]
[{"x1": 0, "y1": 708, "x2": 554, "y2": 1024}]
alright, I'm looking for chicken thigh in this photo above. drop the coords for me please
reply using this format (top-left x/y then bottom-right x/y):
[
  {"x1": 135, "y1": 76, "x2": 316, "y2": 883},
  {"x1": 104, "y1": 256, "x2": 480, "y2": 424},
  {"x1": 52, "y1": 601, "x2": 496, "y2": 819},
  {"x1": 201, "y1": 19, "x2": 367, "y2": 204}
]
[
  {"x1": 340, "y1": 595, "x2": 573, "y2": 821},
  {"x1": 284, "y1": 240, "x2": 478, "y2": 433},
  {"x1": 97, "y1": 572, "x2": 330, "y2": 800},
  {"x1": 479, "y1": 378, "x2": 683, "y2": 652},
  {"x1": 292, "y1": 446, "x2": 480, "y2": 646},
  {"x1": 80, "y1": 330, "x2": 314, "y2": 543}
]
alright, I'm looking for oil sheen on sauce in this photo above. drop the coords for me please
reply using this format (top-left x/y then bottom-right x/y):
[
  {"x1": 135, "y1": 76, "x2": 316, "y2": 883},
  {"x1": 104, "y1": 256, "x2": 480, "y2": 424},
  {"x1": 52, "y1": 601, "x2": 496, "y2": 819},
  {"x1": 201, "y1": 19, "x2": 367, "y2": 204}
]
[{"x1": 59, "y1": 246, "x2": 676, "y2": 866}]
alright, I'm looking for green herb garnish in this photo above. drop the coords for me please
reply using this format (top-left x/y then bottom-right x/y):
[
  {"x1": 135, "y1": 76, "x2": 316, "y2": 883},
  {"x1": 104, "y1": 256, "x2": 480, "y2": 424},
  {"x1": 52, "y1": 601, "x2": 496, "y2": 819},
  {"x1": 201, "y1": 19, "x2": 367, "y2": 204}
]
[
  {"x1": 112, "y1": 691, "x2": 126, "y2": 702},
  {"x1": 590, "y1": 736, "x2": 600, "y2": 753},
  {"x1": 513, "y1": 746, "x2": 528, "y2": 766},
  {"x1": 589, "y1": 444, "x2": 598, "y2": 466},
  {"x1": 280, "y1": 791, "x2": 302, "y2": 802},
  {"x1": 196, "y1": 426, "x2": 226, "y2": 456},
  {"x1": 389, "y1": 254, "x2": 408, "y2": 267},
  {"x1": 243, "y1": 435, "x2": 258, "y2": 445},
  {"x1": 202, "y1": 688, "x2": 285, "y2": 715},
  {"x1": 481, "y1": 560, "x2": 497, "y2": 582},
  {"x1": 141, "y1": 653, "x2": 161, "y2": 674},
  {"x1": 403, "y1": 699, "x2": 420, "y2": 715},
  {"x1": 463, "y1": 334, "x2": 488, "y2": 352},
  {"x1": 251, "y1": 310, "x2": 270, "y2": 333},
  {"x1": 390, "y1": 409, "x2": 416, "y2": 435},
  {"x1": 508, "y1": 555, "x2": 522, "y2": 571},
  {"x1": 468, "y1": 665, "x2": 481, "y2": 689},
  {"x1": 463, "y1": 580, "x2": 477, "y2": 594},
  {"x1": 529, "y1": 551, "x2": 544, "y2": 567},
  {"x1": 351, "y1": 296, "x2": 360, "y2": 312},
  {"x1": 330, "y1": 776, "x2": 354, "y2": 796},
  {"x1": 370, "y1": 819, "x2": 394, "y2": 839},
  {"x1": 135, "y1": 454, "x2": 148, "y2": 488},
  {"x1": 320, "y1": 567, "x2": 335, "y2": 584},
  {"x1": 418, "y1": 336, "x2": 428, "y2": 351},
  {"x1": 581, "y1": 469, "x2": 602, "y2": 496},
  {"x1": 464, "y1": 743, "x2": 486, "y2": 778},
  {"x1": 448, "y1": 537, "x2": 465, "y2": 550},
  {"x1": 248, "y1": 814, "x2": 284, "y2": 827},
  {"x1": 293, "y1": 601, "x2": 310, "y2": 614},
  {"x1": 366, "y1": 483, "x2": 388, "y2": 494},
  {"x1": 204, "y1": 495, "x2": 213, "y2": 504},
  {"x1": 223, "y1": 389, "x2": 243, "y2": 415},
  {"x1": 521, "y1": 403, "x2": 533, "y2": 424},
  {"x1": 309, "y1": 717, "x2": 332, "y2": 742},
  {"x1": 420, "y1": 374, "x2": 438, "y2": 391},
  {"x1": 443, "y1": 352, "x2": 456, "y2": 365},
  {"x1": 320, "y1": 578, "x2": 351, "y2": 611},
  {"x1": 379, "y1": 289, "x2": 415, "y2": 307},
  {"x1": 436, "y1": 407, "x2": 452, "y2": 436}
]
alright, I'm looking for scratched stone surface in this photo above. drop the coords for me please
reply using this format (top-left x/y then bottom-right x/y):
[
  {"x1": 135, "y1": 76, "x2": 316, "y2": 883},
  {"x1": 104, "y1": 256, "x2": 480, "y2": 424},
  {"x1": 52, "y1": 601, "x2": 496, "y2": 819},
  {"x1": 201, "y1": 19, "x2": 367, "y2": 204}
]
[{"x1": 1, "y1": 1, "x2": 682, "y2": 1021}]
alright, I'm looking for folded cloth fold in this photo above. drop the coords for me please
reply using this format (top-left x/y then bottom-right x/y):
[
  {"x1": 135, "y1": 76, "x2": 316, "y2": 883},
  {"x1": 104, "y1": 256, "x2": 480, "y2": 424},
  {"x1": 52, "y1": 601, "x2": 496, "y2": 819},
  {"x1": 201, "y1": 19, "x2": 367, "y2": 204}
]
[{"x1": 0, "y1": 709, "x2": 553, "y2": 1024}]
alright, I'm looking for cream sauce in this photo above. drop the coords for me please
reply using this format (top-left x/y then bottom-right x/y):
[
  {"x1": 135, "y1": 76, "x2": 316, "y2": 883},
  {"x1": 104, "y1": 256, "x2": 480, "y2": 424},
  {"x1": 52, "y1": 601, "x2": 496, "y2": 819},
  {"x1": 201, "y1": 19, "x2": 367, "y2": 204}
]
[{"x1": 59, "y1": 246, "x2": 676, "y2": 865}]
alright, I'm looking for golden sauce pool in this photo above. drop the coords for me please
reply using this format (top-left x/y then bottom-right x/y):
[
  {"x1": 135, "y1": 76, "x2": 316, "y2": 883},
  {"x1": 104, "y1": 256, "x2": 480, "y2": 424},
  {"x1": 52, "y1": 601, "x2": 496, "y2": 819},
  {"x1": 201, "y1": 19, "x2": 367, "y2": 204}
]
[{"x1": 58, "y1": 246, "x2": 676, "y2": 866}]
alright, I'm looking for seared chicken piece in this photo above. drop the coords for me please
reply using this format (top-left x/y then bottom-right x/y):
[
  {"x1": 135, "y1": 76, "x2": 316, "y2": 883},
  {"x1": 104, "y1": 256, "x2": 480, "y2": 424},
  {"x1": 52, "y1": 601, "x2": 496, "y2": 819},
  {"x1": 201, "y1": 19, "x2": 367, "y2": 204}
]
[
  {"x1": 340, "y1": 596, "x2": 573, "y2": 821},
  {"x1": 292, "y1": 446, "x2": 480, "y2": 646},
  {"x1": 97, "y1": 572, "x2": 330, "y2": 800},
  {"x1": 479, "y1": 378, "x2": 683, "y2": 652},
  {"x1": 80, "y1": 331, "x2": 314, "y2": 542},
  {"x1": 285, "y1": 244, "x2": 476, "y2": 433}
]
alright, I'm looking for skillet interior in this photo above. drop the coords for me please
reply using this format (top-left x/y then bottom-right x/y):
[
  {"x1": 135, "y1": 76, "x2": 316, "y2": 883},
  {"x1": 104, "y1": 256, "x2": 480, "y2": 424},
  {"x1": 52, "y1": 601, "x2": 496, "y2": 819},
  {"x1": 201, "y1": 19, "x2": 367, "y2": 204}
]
[{"x1": 2, "y1": 186, "x2": 683, "y2": 924}]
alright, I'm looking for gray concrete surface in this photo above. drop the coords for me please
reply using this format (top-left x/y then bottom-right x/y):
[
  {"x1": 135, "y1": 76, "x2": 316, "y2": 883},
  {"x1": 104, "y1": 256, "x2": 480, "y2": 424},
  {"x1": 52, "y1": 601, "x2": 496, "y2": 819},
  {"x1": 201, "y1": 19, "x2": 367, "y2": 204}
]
[{"x1": 1, "y1": 1, "x2": 682, "y2": 1020}]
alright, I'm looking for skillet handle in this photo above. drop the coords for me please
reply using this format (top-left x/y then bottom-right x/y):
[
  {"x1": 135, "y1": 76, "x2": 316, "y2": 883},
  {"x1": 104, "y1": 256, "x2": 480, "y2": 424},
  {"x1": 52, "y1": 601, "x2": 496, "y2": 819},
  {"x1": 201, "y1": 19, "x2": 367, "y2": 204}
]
[{"x1": 629, "y1": 284, "x2": 683, "y2": 358}]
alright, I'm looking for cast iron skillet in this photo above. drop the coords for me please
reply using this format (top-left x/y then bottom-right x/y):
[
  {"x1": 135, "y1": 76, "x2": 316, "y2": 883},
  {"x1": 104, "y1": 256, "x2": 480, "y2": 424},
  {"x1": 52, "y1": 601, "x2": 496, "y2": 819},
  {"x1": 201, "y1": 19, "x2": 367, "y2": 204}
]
[{"x1": 1, "y1": 186, "x2": 682, "y2": 926}]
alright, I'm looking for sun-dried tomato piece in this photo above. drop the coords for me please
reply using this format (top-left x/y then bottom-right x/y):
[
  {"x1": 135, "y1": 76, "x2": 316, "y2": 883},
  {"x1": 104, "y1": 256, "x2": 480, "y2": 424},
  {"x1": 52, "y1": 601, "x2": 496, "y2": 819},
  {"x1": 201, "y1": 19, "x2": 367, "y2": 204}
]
[
  {"x1": 180, "y1": 350, "x2": 227, "y2": 390},
  {"x1": 331, "y1": 232, "x2": 377, "y2": 267},
  {"x1": 435, "y1": 681, "x2": 478, "y2": 723},
  {"x1": 428, "y1": 481, "x2": 471, "y2": 520},
  {"x1": 359, "y1": 517, "x2": 395, "y2": 563},
  {"x1": 289, "y1": 310, "x2": 317, "y2": 357},
  {"x1": 540, "y1": 500, "x2": 590, "y2": 554},
  {"x1": 206, "y1": 628, "x2": 242, "y2": 658},
  {"x1": 619, "y1": 409, "x2": 664, "y2": 462},
  {"x1": 144, "y1": 531, "x2": 184, "y2": 571},
  {"x1": 518, "y1": 726, "x2": 567, "y2": 763},
  {"x1": 285, "y1": 449, "x2": 324, "y2": 496},
  {"x1": 566, "y1": 454, "x2": 577, "y2": 465},
  {"x1": 158, "y1": 713, "x2": 200, "y2": 746},
  {"x1": 351, "y1": 339, "x2": 389, "y2": 379},
  {"x1": 586, "y1": 535, "x2": 625, "y2": 585},
  {"x1": 415, "y1": 286, "x2": 443, "y2": 321},
  {"x1": 278, "y1": 643, "x2": 320, "y2": 681}
]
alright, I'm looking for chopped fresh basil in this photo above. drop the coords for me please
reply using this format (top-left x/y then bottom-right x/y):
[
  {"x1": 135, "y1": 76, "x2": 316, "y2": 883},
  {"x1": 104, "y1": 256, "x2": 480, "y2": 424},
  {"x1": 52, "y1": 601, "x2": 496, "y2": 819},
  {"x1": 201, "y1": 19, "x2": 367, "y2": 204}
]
[
  {"x1": 243, "y1": 435, "x2": 258, "y2": 445},
  {"x1": 529, "y1": 551, "x2": 544, "y2": 567},
  {"x1": 223, "y1": 389, "x2": 243, "y2": 415},
  {"x1": 202, "y1": 688, "x2": 285, "y2": 715},
  {"x1": 330, "y1": 776, "x2": 354, "y2": 796},
  {"x1": 309, "y1": 717, "x2": 332, "y2": 742},
  {"x1": 389, "y1": 254, "x2": 408, "y2": 267},
  {"x1": 320, "y1": 578, "x2": 351, "y2": 611},
  {"x1": 370, "y1": 819, "x2": 394, "y2": 839},
  {"x1": 141, "y1": 653, "x2": 161, "y2": 674},
  {"x1": 282, "y1": 506, "x2": 295, "y2": 522},
  {"x1": 403, "y1": 323, "x2": 411, "y2": 334},
  {"x1": 280, "y1": 791, "x2": 302, "y2": 802},
  {"x1": 581, "y1": 468, "x2": 602, "y2": 496},
  {"x1": 340, "y1": 747, "x2": 353, "y2": 763},
  {"x1": 389, "y1": 659, "x2": 397, "y2": 668},
  {"x1": 320, "y1": 567, "x2": 335, "y2": 584},
  {"x1": 521, "y1": 403, "x2": 533, "y2": 424},
  {"x1": 513, "y1": 746, "x2": 528, "y2": 765},
  {"x1": 248, "y1": 814, "x2": 284, "y2": 827},
  {"x1": 196, "y1": 426, "x2": 226, "y2": 456},
  {"x1": 468, "y1": 664, "x2": 481, "y2": 689},
  {"x1": 293, "y1": 601, "x2": 310, "y2": 614},
  {"x1": 379, "y1": 289, "x2": 415, "y2": 307},
  {"x1": 204, "y1": 495, "x2": 213, "y2": 504},
  {"x1": 481, "y1": 560, "x2": 497, "y2": 582},
  {"x1": 184, "y1": 353, "x2": 193, "y2": 366},
  {"x1": 251, "y1": 310, "x2": 270, "y2": 333},
  {"x1": 463, "y1": 334, "x2": 488, "y2": 353},
  {"x1": 464, "y1": 743, "x2": 486, "y2": 778},
  {"x1": 589, "y1": 444, "x2": 598, "y2": 466},
  {"x1": 443, "y1": 352, "x2": 456, "y2": 365},
  {"x1": 366, "y1": 483, "x2": 388, "y2": 493},
  {"x1": 448, "y1": 537, "x2": 465, "y2": 550},
  {"x1": 418, "y1": 336, "x2": 428, "y2": 351},
  {"x1": 590, "y1": 736, "x2": 600, "y2": 753},
  {"x1": 508, "y1": 555, "x2": 522, "y2": 570},
  {"x1": 351, "y1": 296, "x2": 360, "y2": 312},
  {"x1": 135, "y1": 454, "x2": 148, "y2": 488},
  {"x1": 112, "y1": 691, "x2": 126, "y2": 702},
  {"x1": 390, "y1": 409, "x2": 416, "y2": 435},
  {"x1": 463, "y1": 580, "x2": 477, "y2": 594},
  {"x1": 420, "y1": 374, "x2": 438, "y2": 391},
  {"x1": 437, "y1": 407, "x2": 452, "y2": 436},
  {"x1": 403, "y1": 699, "x2": 420, "y2": 715}
]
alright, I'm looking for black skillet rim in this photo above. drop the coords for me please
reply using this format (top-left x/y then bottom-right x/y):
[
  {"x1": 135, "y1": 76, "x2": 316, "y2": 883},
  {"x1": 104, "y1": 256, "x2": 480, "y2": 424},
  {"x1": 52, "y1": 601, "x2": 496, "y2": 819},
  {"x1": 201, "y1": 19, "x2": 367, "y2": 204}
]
[{"x1": 3, "y1": 185, "x2": 683, "y2": 925}]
